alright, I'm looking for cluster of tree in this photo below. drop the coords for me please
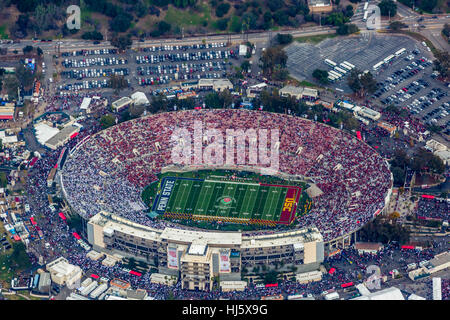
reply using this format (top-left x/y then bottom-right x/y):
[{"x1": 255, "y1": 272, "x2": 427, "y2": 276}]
[
  {"x1": 398, "y1": 0, "x2": 440, "y2": 13},
  {"x1": 433, "y1": 50, "x2": 450, "y2": 78},
  {"x1": 7, "y1": 242, "x2": 32, "y2": 271},
  {"x1": 390, "y1": 148, "x2": 445, "y2": 186},
  {"x1": 378, "y1": 0, "x2": 397, "y2": 17},
  {"x1": 1, "y1": 61, "x2": 39, "y2": 99},
  {"x1": 81, "y1": 31, "x2": 104, "y2": 41},
  {"x1": 259, "y1": 46, "x2": 288, "y2": 81},
  {"x1": 336, "y1": 23, "x2": 359, "y2": 35},
  {"x1": 152, "y1": 0, "x2": 197, "y2": 8},
  {"x1": 359, "y1": 216, "x2": 410, "y2": 245},
  {"x1": 312, "y1": 69, "x2": 329, "y2": 85},
  {"x1": 347, "y1": 69, "x2": 377, "y2": 97},
  {"x1": 410, "y1": 148, "x2": 445, "y2": 175}
]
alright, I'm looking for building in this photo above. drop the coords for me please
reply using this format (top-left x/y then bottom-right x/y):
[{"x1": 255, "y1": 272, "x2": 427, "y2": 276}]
[
  {"x1": 86, "y1": 212, "x2": 324, "y2": 291},
  {"x1": 356, "y1": 107, "x2": 381, "y2": 121},
  {"x1": 434, "y1": 150, "x2": 450, "y2": 166},
  {"x1": 239, "y1": 45, "x2": 248, "y2": 56},
  {"x1": 308, "y1": 0, "x2": 333, "y2": 13},
  {"x1": 428, "y1": 251, "x2": 450, "y2": 274},
  {"x1": 150, "y1": 273, "x2": 178, "y2": 286},
  {"x1": 351, "y1": 287, "x2": 405, "y2": 300},
  {"x1": 198, "y1": 79, "x2": 233, "y2": 92},
  {"x1": 109, "y1": 278, "x2": 131, "y2": 297},
  {"x1": 295, "y1": 270, "x2": 322, "y2": 284},
  {"x1": 80, "y1": 97, "x2": 92, "y2": 114},
  {"x1": 354, "y1": 242, "x2": 384, "y2": 255},
  {"x1": 46, "y1": 257, "x2": 82, "y2": 287},
  {"x1": 0, "y1": 130, "x2": 18, "y2": 145},
  {"x1": 377, "y1": 121, "x2": 397, "y2": 137},
  {"x1": 246, "y1": 83, "x2": 267, "y2": 98},
  {"x1": 279, "y1": 86, "x2": 319, "y2": 101},
  {"x1": 131, "y1": 91, "x2": 150, "y2": 107},
  {"x1": 112, "y1": 97, "x2": 132, "y2": 112},
  {"x1": 37, "y1": 272, "x2": 51, "y2": 294},
  {"x1": 220, "y1": 281, "x2": 247, "y2": 292},
  {"x1": 0, "y1": 103, "x2": 15, "y2": 120},
  {"x1": 126, "y1": 288, "x2": 148, "y2": 300},
  {"x1": 44, "y1": 125, "x2": 80, "y2": 150}
]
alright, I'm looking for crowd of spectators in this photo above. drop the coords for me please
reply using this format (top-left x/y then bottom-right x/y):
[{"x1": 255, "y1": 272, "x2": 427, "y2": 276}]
[{"x1": 416, "y1": 197, "x2": 449, "y2": 221}]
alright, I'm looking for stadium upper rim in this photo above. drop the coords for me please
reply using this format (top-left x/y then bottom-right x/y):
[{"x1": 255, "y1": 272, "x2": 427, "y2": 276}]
[{"x1": 59, "y1": 109, "x2": 393, "y2": 243}]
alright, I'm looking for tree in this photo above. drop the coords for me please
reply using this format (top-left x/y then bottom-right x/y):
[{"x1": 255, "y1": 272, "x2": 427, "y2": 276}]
[
  {"x1": 219, "y1": 89, "x2": 232, "y2": 108},
  {"x1": 391, "y1": 166, "x2": 406, "y2": 186},
  {"x1": 204, "y1": 92, "x2": 222, "y2": 108},
  {"x1": 312, "y1": 69, "x2": 329, "y2": 84},
  {"x1": 347, "y1": 69, "x2": 376, "y2": 97},
  {"x1": 22, "y1": 45, "x2": 33, "y2": 54},
  {"x1": 148, "y1": 94, "x2": 168, "y2": 113},
  {"x1": 263, "y1": 270, "x2": 278, "y2": 284},
  {"x1": 110, "y1": 35, "x2": 132, "y2": 51},
  {"x1": 241, "y1": 60, "x2": 251, "y2": 73},
  {"x1": 3, "y1": 76, "x2": 20, "y2": 99},
  {"x1": 82, "y1": 31, "x2": 104, "y2": 41},
  {"x1": 108, "y1": 74, "x2": 129, "y2": 94},
  {"x1": 276, "y1": 33, "x2": 293, "y2": 45},
  {"x1": 336, "y1": 23, "x2": 359, "y2": 35},
  {"x1": 110, "y1": 13, "x2": 133, "y2": 33},
  {"x1": 389, "y1": 21, "x2": 407, "y2": 31},
  {"x1": 215, "y1": 2, "x2": 230, "y2": 17},
  {"x1": 378, "y1": 0, "x2": 397, "y2": 17},
  {"x1": 15, "y1": 63, "x2": 35, "y2": 89},
  {"x1": 433, "y1": 50, "x2": 450, "y2": 78},
  {"x1": 100, "y1": 114, "x2": 116, "y2": 129},
  {"x1": 216, "y1": 18, "x2": 229, "y2": 31}
]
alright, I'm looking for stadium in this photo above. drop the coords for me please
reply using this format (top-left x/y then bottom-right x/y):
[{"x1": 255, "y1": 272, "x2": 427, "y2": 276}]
[{"x1": 58, "y1": 109, "x2": 393, "y2": 290}]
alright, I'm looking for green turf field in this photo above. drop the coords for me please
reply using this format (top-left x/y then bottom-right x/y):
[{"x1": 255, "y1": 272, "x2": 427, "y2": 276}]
[{"x1": 152, "y1": 175, "x2": 302, "y2": 225}]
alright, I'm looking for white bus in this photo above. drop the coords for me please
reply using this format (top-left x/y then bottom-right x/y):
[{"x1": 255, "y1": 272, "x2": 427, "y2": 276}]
[
  {"x1": 324, "y1": 59, "x2": 337, "y2": 67},
  {"x1": 395, "y1": 48, "x2": 406, "y2": 57},
  {"x1": 364, "y1": 1, "x2": 369, "y2": 11},
  {"x1": 373, "y1": 61, "x2": 384, "y2": 71},
  {"x1": 342, "y1": 61, "x2": 355, "y2": 69},
  {"x1": 327, "y1": 75, "x2": 337, "y2": 82},
  {"x1": 384, "y1": 54, "x2": 395, "y2": 64},
  {"x1": 363, "y1": 10, "x2": 368, "y2": 22},
  {"x1": 335, "y1": 67, "x2": 347, "y2": 75},
  {"x1": 329, "y1": 70, "x2": 342, "y2": 78},
  {"x1": 340, "y1": 63, "x2": 352, "y2": 71}
]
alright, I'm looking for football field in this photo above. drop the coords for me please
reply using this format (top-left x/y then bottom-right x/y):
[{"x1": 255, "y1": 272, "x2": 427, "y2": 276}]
[{"x1": 152, "y1": 176, "x2": 301, "y2": 225}]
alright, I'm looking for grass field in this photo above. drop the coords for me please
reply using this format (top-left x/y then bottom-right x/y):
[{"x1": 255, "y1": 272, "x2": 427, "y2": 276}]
[
  {"x1": 151, "y1": 175, "x2": 302, "y2": 226},
  {"x1": 295, "y1": 33, "x2": 338, "y2": 44}
]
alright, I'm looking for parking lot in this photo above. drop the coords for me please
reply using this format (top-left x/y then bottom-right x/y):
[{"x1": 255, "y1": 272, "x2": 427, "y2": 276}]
[
  {"x1": 55, "y1": 42, "x2": 240, "y2": 93},
  {"x1": 285, "y1": 33, "x2": 430, "y2": 92},
  {"x1": 370, "y1": 47, "x2": 450, "y2": 135}
]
